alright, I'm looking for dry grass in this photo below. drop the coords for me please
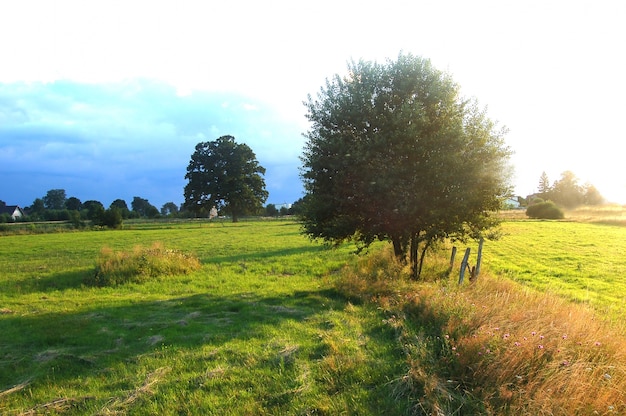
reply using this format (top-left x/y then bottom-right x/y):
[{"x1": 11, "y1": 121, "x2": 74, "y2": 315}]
[
  {"x1": 336, "y1": 247, "x2": 626, "y2": 415},
  {"x1": 90, "y1": 242, "x2": 201, "y2": 286}
]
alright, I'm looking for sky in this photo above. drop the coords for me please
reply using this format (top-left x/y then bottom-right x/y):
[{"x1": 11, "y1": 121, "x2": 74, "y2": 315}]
[{"x1": 1, "y1": 0, "x2": 625, "y2": 209}]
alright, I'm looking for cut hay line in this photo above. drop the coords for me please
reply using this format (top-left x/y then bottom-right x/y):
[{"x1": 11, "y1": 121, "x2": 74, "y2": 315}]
[
  {"x1": 0, "y1": 380, "x2": 31, "y2": 398},
  {"x1": 96, "y1": 367, "x2": 171, "y2": 415}
]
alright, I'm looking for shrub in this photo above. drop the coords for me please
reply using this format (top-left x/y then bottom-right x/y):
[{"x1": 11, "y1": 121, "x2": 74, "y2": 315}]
[
  {"x1": 526, "y1": 200, "x2": 564, "y2": 219},
  {"x1": 89, "y1": 242, "x2": 201, "y2": 286}
]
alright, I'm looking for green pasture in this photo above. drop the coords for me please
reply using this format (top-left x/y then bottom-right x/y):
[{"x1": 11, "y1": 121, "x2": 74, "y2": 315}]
[
  {"x1": 0, "y1": 220, "x2": 406, "y2": 415},
  {"x1": 1, "y1": 218, "x2": 625, "y2": 414},
  {"x1": 483, "y1": 220, "x2": 626, "y2": 321}
]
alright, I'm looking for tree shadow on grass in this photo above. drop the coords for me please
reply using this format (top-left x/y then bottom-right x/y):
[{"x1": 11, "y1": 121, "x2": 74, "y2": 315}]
[{"x1": 0, "y1": 288, "x2": 346, "y2": 391}]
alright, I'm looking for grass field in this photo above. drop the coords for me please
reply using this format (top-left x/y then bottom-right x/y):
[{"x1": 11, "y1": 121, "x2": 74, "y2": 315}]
[
  {"x1": 1, "y1": 217, "x2": 625, "y2": 414},
  {"x1": 483, "y1": 220, "x2": 626, "y2": 323}
]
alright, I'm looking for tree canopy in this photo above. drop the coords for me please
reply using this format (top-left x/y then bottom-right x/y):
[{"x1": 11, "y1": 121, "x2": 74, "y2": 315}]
[
  {"x1": 300, "y1": 53, "x2": 512, "y2": 278},
  {"x1": 184, "y1": 135, "x2": 268, "y2": 222}
]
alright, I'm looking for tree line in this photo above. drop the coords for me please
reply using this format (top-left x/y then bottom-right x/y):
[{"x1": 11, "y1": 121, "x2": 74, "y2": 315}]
[{"x1": 532, "y1": 170, "x2": 604, "y2": 208}]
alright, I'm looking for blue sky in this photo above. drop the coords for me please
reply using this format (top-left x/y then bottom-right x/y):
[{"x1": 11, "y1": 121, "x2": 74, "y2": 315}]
[{"x1": 1, "y1": 0, "x2": 625, "y2": 209}]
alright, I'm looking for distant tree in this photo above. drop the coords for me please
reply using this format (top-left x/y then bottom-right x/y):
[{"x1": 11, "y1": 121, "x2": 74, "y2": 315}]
[
  {"x1": 161, "y1": 202, "x2": 179, "y2": 216},
  {"x1": 279, "y1": 206, "x2": 290, "y2": 216},
  {"x1": 300, "y1": 53, "x2": 511, "y2": 278},
  {"x1": 110, "y1": 199, "x2": 131, "y2": 218},
  {"x1": 83, "y1": 200, "x2": 105, "y2": 221},
  {"x1": 29, "y1": 198, "x2": 46, "y2": 217},
  {"x1": 94, "y1": 208, "x2": 123, "y2": 229},
  {"x1": 132, "y1": 197, "x2": 159, "y2": 218},
  {"x1": 68, "y1": 210, "x2": 85, "y2": 228},
  {"x1": 43, "y1": 189, "x2": 67, "y2": 210},
  {"x1": 0, "y1": 200, "x2": 6, "y2": 208},
  {"x1": 289, "y1": 197, "x2": 306, "y2": 217},
  {"x1": 265, "y1": 204, "x2": 278, "y2": 217},
  {"x1": 551, "y1": 171, "x2": 584, "y2": 208},
  {"x1": 537, "y1": 171, "x2": 551, "y2": 198},
  {"x1": 583, "y1": 184, "x2": 604, "y2": 205},
  {"x1": 65, "y1": 196, "x2": 82, "y2": 211},
  {"x1": 184, "y1": 135, "x2": 268, "y2": 222}
]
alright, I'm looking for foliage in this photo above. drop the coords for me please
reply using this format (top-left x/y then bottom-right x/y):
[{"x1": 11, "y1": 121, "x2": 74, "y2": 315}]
[
  {"x1": 65, "y1": 196, "x2": 82, "y2": 211},
  {"x1": 160, "y1": 202, "x2": 179, "y2": 216},
  {"x1": 300, "y1": 53, "x2": 512, "y2": 278},
  {"x1": 110, "y1": 199, "x2": 131, "y2": 218},
  {"x1": 526, "y1": 200, "x2": 564, "y2": 219},
  {"x1": 43, "y1": 189, "x2": 67, "y2": 210},
  {"x1": 90, "y1": 242, "x2": 201, "y2": 286},
  {"x1": 132, "y1": 196, "x2": 159, "y2": 218},
  {"x1": 93, "y1": 207, "x2": 124, "y2": 229},
  {"x1": 184, "y1": 135, "x2": 268, "y2": 222},
  {"x1": 535, "y1": 170, "x2": 604, "y2": 208}
]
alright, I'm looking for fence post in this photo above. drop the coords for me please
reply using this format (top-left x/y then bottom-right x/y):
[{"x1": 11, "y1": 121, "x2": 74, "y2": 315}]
[
  {"x1": 449, "y1": 246, "x2": 457, "y2": 273},
  {"x1": 459, "y1": 248, "x2": 471, "y2": 285},
  {"x1": 475, "y1": 237, "x2": 484, "y2": 277}
]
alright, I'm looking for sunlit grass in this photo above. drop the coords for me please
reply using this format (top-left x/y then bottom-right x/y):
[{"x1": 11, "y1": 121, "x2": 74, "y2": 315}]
[{"x1": 336, "y1": 247, "x2": 626, "y2": 414}]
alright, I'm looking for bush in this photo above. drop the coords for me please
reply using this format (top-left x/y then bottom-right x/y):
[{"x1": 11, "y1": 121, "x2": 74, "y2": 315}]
[
  {"x1": 526, "y1": 201, "x2": 564, "y2": 219},
  {"x1": 88, "y1": 242, "x2": 201, "y2": 286}
]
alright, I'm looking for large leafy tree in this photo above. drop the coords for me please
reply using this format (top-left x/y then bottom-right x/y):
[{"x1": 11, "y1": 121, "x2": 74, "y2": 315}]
[
  {"x1": 184, "y1": 135, "x2": 268, "y2": 222},
  {"x1": 301, "y1": 53, "x2": 511, "y2": 278},
  {"x1": 43, "y1": 189, "x2": 67, "y2": 210}
]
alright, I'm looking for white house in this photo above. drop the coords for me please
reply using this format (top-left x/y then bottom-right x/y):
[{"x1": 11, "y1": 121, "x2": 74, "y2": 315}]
[{"x1": 0, "y1": 205, "x2": 25, "y2": 220}]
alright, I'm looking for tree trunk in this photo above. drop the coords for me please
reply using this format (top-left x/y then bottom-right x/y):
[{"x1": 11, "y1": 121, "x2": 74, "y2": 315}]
[
  {"x1": 392, "y1": 236, "x2": 404, "y2": 260},
  {"x1": 410, "y1": 233, "x2": 419, "y2": 280}
]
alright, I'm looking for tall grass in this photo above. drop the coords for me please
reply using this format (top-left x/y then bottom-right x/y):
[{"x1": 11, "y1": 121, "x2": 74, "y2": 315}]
[
  {"x1": 91, "y1": 242, "x2": 201, "y2": 285},
  {"x1": 335, "y1": 247, "x2": 626, "y2": 414}
]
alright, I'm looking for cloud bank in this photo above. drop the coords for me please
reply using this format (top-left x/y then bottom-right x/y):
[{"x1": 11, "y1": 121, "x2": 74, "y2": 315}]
[{"x1": 0, "y1": 80, "x2": 306, "y2": 208}]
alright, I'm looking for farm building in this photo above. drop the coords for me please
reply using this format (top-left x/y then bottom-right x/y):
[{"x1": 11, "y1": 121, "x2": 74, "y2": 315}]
[{"x1": 0, "y1": 205, "x2": 25, "y2": 220}]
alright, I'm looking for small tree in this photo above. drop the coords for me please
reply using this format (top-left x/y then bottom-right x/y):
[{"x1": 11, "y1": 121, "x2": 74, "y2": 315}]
[
  {"x1": 265, "y1": 204, "x2": 279, "y2": 217},
  {"x1": 301, "y1": 53, "x2": 512, "y2": 278},
  {"x1": 110, "y1": 199, "x2": 131, "y2": 218},
  {"x1": 132, "y1": 197, "x2": 159, "y2": 218},
  {"x1": 161, "y1": 202, "x2": 179, "y2": 217},
  {"x1": 184, "y1": 135, "x2": 268, "y2": 222}
]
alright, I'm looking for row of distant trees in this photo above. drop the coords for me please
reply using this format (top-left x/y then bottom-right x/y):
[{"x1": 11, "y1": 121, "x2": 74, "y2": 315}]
[
  {"x1": 531, "y1": 171, "x2": 604, "y2": 208},
  {"x1": 1, "y1": 188, "x2": 303, "y2": 226}
]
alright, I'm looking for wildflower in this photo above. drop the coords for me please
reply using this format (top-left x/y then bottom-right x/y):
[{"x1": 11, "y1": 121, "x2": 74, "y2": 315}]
[
  {"x1": 523, "y1": 337, "x2": 528, "y2": 341},
  {"x1": 561, "y1": 360, "x2": 569, "y2": 366},
  {"x1": 604, "y1": 373, "x2": 612, "y2": 380},
  {"x1": 562, "y1": 334, "x2": 567, "y2": 340},
  {"x1": 503, "y1": 333, "x2": 510, "y2": 339},
  {"x1": 531, "y1": 331, "x2": 536, "y2": 336},
  {"x1": 595, "y1": 341, "x2": 602, "y2": 346},
  {"x1": 514, "y1": 342, "x2": 521, "y2": 347},
  {"x1": 538, "y1": 345, "x2": 544, "y2": 349},
  {"x1": 539, "y1": 335, "x2": 544, "y2": 340}
]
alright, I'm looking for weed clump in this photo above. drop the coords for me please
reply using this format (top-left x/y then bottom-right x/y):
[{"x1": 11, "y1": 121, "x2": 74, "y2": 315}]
[{"x1": 89, "y1": 242, "x2": 201, "y2": 286}]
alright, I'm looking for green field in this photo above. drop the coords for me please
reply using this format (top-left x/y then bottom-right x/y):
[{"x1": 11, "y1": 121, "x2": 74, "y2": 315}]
[
  {"x1": 483, "y1": 220, "x2": 626, "y2": 321},
  {"x1": 0, "y1": 221, "x2": 409, "y2": 415},
  {"x1": 1, "y1": 218, "x2": 625, "y2": 414}
]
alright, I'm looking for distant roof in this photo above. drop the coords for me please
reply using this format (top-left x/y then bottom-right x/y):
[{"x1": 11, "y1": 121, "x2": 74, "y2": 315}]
[{"x1": 0, "y1": 205, "x2": 23, "y2": 215}]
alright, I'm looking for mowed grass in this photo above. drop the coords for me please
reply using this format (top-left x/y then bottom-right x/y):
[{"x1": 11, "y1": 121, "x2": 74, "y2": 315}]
[
  {"x1": 0, "y1": 220, "x2": 406, "y2": 415},
  {"x1": 483, "y1": 220, "x2": 626, "y2": 322},
  {"x1": 1, "y1": 218, "x2": 626, "y2": 414}
]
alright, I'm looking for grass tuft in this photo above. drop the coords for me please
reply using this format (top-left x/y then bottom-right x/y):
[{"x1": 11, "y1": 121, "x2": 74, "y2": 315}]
[{"x1": 89, "y1": 242, "x2": 201, "y2": 286}]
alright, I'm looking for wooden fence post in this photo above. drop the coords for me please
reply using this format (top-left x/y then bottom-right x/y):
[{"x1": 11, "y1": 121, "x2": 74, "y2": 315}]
[
  {"x1": 475, "y1": 237, "x2": 484, "y2": 277},
  {"x1": 449, "y1": 246, "x2": 457, "y2": 273},
  {"x1": 459, "y1": 248, "x2": 471, "y2": 284}
]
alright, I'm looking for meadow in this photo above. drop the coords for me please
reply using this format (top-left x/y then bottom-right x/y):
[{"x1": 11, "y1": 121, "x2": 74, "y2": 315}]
[{"x1": 1, "y1": 217, "x2": 625, "y2": 414}]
